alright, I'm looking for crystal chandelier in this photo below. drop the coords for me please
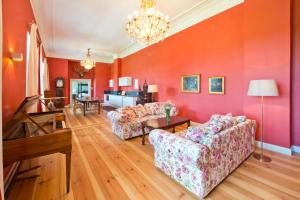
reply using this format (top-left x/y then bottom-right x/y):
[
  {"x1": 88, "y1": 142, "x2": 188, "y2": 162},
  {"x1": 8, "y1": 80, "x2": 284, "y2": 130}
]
[
  {"x1": 126, "y1": 0, "x2": 170, "y2": 45},
  {"x1": 81, "y1": 48, "x2": 96, "y2": 70}
]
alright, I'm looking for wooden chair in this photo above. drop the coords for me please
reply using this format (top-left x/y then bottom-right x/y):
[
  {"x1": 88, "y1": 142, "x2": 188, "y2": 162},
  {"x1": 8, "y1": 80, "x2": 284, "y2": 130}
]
[{"x1": 72, "y1": 97, "x2": 84, "y2": 114}]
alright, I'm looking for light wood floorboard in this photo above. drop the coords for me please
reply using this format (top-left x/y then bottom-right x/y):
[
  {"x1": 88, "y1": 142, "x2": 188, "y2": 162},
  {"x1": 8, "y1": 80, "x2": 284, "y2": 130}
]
[{"x1": 6, "y1": 108, "x2": 300, "y2": 200}]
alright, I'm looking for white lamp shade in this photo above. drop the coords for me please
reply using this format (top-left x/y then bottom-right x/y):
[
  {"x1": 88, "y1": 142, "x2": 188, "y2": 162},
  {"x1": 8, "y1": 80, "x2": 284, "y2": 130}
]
[
  {"x1": 247, "y1": 80, "x2": 279, "y2": 97},
  {"x1": 148, "y1": 84, "x2": 158, "y2": 93}
]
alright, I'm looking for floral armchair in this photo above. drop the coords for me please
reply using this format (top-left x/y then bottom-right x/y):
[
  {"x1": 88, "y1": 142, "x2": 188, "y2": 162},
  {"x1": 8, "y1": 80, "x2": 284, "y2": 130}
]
[
  {"x1": 107, "y1": 102, "x2": 178, "y2": 140},
  {"x1": 149, "y1": 116, "x2": 256, "y2": 199}
]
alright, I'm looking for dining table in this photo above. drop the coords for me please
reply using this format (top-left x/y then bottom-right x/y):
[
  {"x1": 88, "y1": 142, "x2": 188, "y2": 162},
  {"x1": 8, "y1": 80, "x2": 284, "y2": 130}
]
[{"x1": 75, "y1": 97, "x2": 103, "y2": 116}]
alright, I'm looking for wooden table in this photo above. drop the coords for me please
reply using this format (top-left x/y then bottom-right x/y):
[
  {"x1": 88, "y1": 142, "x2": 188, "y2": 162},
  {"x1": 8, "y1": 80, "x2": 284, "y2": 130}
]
[
  {"x1": 141, "y1": 116, "x2": 190, "y2": 145},
  {"x1": 75, "y1": 97, "x2": 103, "y2": 116}
]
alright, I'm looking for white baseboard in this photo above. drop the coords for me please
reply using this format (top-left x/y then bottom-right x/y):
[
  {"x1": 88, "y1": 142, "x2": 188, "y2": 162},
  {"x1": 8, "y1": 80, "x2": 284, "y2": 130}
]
[
  {"x1": 291, "y1": 145, "x2": 300, "y2": 154},
  {"x1": 255, "y1": 141, "x2": 292, "y2": 156}
]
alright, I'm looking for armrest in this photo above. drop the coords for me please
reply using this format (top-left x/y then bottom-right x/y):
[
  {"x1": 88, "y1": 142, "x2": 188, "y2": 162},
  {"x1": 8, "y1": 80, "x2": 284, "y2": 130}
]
[
  {"x1": 107, "y1": 111, "x2": 129, "y2": 124},
  {"x1": 149, "y1": 129, "x2": 210, "y2": 167}
]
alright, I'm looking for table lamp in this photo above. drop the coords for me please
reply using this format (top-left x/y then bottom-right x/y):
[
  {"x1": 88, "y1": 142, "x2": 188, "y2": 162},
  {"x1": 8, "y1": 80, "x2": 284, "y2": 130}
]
[
  {"x1": 248, "y1": 79, "x2": 279, "y2": 162},
  {"x1": 148, "y1": 84, "x2": 158, "y2": 102}
]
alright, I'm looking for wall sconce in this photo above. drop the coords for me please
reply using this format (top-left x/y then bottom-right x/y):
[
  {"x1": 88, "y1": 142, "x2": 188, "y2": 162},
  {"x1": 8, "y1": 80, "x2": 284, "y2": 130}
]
[{"x1": 10, "y1": 52, "x2": 23, "y2": 62}]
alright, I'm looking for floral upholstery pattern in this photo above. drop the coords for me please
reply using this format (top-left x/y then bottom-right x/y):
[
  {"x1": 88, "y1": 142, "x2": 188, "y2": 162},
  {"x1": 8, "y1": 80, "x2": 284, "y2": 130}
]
[
  {"x1": 132, "y1": 104, "x2": 149, "y2": 118},
  {"x1": 149, "y1": 119, "x2": 256, "y2": 199},
  {"x1": 107, "y1": 102, "x2": 178, "y2": 140}
]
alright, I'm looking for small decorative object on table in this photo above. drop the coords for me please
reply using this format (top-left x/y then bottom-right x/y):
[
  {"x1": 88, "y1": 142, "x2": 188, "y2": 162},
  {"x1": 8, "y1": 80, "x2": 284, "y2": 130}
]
[{"x1": 164, "y1": 103, "x2": 172, "y2": 124}]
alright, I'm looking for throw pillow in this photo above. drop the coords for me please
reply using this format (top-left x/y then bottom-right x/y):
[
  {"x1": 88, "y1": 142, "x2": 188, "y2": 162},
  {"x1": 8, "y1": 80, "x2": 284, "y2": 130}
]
[
  {"x1": 120, "y1": 108, "x2": 136, "y2": 119},
  {"x1": 145, "y1": 103, "x2": 160, "y2": 115},
  {"x1": 208, "y1": 113, "x2": 234, "y2": 131},
  {"x1": 234, "y1": 116, "x2": 247, "y2": 124},
  {"x1": 133, "y1": 104, "x2": 148, "y2": 118}
]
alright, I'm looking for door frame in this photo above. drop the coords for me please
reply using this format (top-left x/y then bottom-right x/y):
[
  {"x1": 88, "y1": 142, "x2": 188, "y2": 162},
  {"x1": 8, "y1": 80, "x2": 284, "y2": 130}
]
[{"x1": 70, "y1": 79, "x2": 92, "y2": 105}]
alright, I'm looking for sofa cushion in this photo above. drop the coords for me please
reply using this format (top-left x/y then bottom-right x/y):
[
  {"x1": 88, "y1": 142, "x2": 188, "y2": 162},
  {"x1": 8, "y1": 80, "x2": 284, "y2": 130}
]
[
  {"x1": 137, "y1": 114, "x2": 165, "y2": 123},
  {"x1": 185, "y1": 125, "x2": 216, "y2": 143}
]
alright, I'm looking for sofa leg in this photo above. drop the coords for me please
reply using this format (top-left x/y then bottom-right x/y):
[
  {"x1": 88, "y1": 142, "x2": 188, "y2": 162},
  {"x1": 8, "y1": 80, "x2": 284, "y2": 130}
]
[{"x1": 142, "y1": 125, "x2": 146, "y2": 145}]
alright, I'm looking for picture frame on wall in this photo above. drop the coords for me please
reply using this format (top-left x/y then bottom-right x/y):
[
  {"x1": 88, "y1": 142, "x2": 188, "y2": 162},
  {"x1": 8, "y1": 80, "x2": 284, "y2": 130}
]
[
  {"x1": 209, "y1": 76, "x2": 225, "y2": 94},
  {"x1": 181, "y1": 74, "x2": 200, "y2": 93}
]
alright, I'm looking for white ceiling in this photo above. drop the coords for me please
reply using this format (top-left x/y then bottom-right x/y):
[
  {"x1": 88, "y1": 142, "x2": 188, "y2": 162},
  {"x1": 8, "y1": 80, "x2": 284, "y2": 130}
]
[{"x1": 30, "y1": 0, "x2": 243, "y2": 63}]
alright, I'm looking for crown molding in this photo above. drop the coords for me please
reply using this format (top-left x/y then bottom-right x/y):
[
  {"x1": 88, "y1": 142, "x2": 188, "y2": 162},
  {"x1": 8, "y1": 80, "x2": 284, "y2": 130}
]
[
  {"x1": 47, "y1": 52, "x2": 114, "y2": 64},
  {"x1": 118, "y1": 0, "x2": 244, "y2": 59}
]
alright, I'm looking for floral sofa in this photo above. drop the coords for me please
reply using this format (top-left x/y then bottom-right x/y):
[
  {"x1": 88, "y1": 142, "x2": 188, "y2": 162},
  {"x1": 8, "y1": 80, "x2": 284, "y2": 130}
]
[
  {"x1": 149, "y1": 114, "x2": 256, "y2": 199},
  {"x1": 107, "y1": 102, "x2": 178, "y2": 140}
]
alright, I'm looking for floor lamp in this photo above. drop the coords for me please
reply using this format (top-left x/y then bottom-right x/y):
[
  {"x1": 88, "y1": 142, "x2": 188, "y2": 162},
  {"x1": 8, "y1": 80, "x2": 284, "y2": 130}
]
[{"x1": 247, "y1": 80, "x2": 279, "y2": 162}]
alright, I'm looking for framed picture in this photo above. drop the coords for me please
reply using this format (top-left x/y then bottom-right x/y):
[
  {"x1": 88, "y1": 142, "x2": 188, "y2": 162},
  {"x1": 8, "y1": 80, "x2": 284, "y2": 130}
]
[
  {"x1": 181, "y1": 74, "x2": 200, "y2": 93},
  {"x1": 209, "y1": 76, "x2": 225, "y2": 94}
]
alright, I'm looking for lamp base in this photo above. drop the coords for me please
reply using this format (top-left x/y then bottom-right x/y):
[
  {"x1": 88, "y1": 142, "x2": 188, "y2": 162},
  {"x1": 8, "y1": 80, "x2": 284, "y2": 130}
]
[{"x1": 253, "y1": 153, "x2": 272, "y2": 162}]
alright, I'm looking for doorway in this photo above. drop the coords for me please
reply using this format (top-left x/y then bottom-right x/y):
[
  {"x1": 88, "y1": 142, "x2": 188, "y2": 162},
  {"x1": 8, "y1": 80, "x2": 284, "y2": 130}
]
[{"x1": 70, "y1": 79, "x2": 92, "y2": 106}]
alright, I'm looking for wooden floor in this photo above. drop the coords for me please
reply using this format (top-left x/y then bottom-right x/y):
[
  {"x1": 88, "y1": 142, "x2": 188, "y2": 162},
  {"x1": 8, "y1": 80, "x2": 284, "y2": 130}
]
[{"x1": 7, "y1": 108, "x2": 300, "y2": 200}]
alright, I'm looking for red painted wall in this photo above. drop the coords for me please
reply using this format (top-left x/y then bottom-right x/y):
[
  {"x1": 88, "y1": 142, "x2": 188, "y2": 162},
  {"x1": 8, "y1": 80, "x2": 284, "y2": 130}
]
[
  {"x1": 48, "y1": 57, "x2": 111, "y2": 103},
  {"x1": 243, "y1": 0, "x2": 291, "y2": 148},
  {"x1": 121, "y1": 5, "x2": 245, "y2": 122},
  {"x1": 2, "y1": 0, "x2": 35, "y2": 125},
  {"x1": 112, "y1": 59, "x2": 121, "y2": 91},
  {"x1": 120, "y1": 0, "x2": 292, "y2": 148},
  {"x1": 292, "y1": 0, "x2": 300, "y2": 146},
  {"x1": 48, "y1": 57, "x2": 69, "y2": 105},
  {"x1": 94, "y1": 62, "x2": 111, "y2": 98}
]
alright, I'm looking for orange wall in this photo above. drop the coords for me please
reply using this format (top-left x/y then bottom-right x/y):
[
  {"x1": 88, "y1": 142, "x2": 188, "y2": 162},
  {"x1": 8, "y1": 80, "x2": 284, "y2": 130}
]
[
  {"x1": 292, "y1": 0, "x2": 300, "y2": 146},
  {"x1": 2, "y1": 0, "x2": 36, "y2": 126},
  {"x1": 48, "y1": 57, "x2": 111, "y2": 102},
  {"x1": 120, "y1": 0, "x2": 292, "y2": 148}
]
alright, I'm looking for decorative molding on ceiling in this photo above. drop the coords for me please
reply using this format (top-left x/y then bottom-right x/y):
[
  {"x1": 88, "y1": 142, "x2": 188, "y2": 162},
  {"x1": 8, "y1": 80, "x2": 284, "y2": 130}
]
[
  {"x1": 118, "y1": 0, "x2": 244, "y2": 59},
  {"x1": 31, "y1": 0, "x2": 244, "y2": 64},
  {"x1": 47, "y1": 51, "x2": 115, "y2": 64}
]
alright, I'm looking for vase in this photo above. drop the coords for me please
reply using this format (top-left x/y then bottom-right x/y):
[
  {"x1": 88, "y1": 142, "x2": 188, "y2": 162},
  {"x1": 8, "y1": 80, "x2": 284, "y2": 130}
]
[{"x1": 165, "y1": 109, "x2": 171, "y2": 124}]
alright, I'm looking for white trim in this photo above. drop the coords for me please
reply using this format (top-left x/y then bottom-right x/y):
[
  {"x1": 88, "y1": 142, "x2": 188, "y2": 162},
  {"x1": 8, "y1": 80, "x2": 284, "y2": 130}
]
[
  {"x1": 255, "y1": 141, "x2": 292, "y2": 156},
  {"x1": 291, "y1": 145, "x2": 300, "y2": 154},
  {"x1": 118, "y1": 0, "x2": 244, "y2": 58}
]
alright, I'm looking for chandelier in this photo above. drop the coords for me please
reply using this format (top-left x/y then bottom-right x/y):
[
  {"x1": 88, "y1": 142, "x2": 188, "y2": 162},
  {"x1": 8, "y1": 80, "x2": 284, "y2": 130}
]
[
  {"x1": 126, "y1": 0, "x2": 170, "y2": 45},
  {"x1": 81, "y1": 48, "x2": 96, "y2": 70}
]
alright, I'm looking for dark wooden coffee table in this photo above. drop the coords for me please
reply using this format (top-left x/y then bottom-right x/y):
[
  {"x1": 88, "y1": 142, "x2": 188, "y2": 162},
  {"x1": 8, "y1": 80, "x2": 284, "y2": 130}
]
[{"x1": 141, "y1": 116, "x2": 190, "y2": 145}]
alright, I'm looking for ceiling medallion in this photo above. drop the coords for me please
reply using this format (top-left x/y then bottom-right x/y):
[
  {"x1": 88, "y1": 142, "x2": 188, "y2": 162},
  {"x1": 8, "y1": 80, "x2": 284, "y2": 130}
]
[
  {"x1": 126, "y1": 0, "x2": 170, "y2": 45},
  {"x1": 81, "y1": 48, "x2": 96, "y2": 70}
]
